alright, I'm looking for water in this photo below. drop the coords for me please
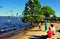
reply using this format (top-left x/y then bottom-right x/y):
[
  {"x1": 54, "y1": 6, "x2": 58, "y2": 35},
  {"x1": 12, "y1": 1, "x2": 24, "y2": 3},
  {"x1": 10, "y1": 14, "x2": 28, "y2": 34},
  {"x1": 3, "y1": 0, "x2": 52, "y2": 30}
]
[{"x1": 0, "y1": 16, "x2": 30, "y2": 34}]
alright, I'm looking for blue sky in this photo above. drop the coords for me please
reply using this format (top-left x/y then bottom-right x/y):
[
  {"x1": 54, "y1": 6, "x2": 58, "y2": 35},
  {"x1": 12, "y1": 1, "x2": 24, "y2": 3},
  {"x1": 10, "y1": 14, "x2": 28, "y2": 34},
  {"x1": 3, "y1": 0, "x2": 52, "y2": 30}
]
[{"x1": 0, "y1": 0, "x2": 60, "y2": 17}]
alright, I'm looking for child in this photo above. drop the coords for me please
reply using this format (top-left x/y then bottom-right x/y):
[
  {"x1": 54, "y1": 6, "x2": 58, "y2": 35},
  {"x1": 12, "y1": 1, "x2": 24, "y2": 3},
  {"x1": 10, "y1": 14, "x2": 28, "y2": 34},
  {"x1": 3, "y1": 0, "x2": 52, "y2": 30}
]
[
  {"x1": 51, "y1": 24, "x2": 55, "y2": 35},
  {"x1": 47, "y1": 27, "x2": 53, "y2": 38}
]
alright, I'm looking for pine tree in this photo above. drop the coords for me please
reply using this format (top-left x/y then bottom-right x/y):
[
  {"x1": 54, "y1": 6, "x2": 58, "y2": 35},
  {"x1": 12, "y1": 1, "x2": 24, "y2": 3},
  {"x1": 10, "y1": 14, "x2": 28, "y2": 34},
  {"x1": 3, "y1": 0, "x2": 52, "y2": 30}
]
[{"x1": 22, "y1": 0, "x2": 44, "y2": 23}]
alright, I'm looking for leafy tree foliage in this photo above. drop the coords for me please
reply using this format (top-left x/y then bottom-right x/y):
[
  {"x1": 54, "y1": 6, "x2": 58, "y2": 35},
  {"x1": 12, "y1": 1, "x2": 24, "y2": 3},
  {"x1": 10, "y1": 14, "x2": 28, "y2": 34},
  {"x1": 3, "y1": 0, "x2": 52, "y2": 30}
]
[
  {"x1": 22, "y1": 0, "x2": 55, "y2": 23},
  {"x1": 41, "y1": 6, "x2": 55, "y2": 17},
  {"x1": 22, "y1": 0, "x2": 44, "y2": 23}
]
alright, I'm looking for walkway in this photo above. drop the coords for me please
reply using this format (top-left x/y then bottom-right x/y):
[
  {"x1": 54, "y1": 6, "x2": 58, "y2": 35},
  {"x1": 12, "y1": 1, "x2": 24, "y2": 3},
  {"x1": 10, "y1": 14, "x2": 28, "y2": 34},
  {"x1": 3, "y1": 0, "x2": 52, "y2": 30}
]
[{"x1": 8, "y1": 23, "x2": 60, "y2": 39}]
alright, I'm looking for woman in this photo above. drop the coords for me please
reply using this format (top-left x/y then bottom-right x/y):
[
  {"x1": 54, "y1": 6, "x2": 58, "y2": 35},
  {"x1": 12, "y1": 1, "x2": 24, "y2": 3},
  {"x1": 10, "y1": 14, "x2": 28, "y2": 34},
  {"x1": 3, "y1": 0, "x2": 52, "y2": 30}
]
[
  {"x1": 47, "y1": 27, "x2": 53, "y2": 38},
  {"x1": 39, "y1": 22, "x2": 41, "y2": 31},
  {"x1": 45, "y1": 21, "x2": 48, "y2": 31}
]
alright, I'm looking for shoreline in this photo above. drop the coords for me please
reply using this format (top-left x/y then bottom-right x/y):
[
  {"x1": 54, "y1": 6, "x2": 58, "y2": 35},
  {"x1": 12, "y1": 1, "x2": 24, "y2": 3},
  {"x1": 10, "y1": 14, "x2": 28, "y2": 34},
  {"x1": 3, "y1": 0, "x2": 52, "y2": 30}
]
[
  {"x1": 0, "y1": 25, "x2": 33, "y2": 39},
  {"x1": 0, "y1": 28, "x2": 25, "y2": 39}
]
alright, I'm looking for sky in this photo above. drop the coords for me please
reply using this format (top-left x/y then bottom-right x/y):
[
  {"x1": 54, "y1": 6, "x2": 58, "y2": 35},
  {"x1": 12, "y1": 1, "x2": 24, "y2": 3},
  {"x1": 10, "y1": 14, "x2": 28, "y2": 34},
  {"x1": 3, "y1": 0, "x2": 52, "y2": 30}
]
[{"x1": 0, "y1": 0, "x2": 60, "y2": 17}]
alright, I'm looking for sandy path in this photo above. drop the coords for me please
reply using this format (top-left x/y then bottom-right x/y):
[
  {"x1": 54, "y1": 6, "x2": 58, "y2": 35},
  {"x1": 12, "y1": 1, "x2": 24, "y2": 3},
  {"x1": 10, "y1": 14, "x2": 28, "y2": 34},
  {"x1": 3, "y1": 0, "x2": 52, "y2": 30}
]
[{"x1": 8, "y1": 23, "x2": 60, "y2": 39}]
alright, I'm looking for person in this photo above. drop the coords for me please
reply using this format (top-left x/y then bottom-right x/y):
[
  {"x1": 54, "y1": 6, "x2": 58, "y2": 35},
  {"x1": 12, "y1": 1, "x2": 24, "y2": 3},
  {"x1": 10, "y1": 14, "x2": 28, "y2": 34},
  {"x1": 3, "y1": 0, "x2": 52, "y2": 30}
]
[
  {"x1": 50, "y1": 24, "x2": 55, "y2": 35},
  {"x1": 8, "y1": 16, "x2": 11, "y2": 25},
  {"x1": 47, "y1": 27, "x2": 53, "y2": 38},
  {"x1": 39, "y1": 22, "x2": 41, "y2": 31},
  {"x1": 45, "y1": 21, "x2": 48, "y2": 31}
]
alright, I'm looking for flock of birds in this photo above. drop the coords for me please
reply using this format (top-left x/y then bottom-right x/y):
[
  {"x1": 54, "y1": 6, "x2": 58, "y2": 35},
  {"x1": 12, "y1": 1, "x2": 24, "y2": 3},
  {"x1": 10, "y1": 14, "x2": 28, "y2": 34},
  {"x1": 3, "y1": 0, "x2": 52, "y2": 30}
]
[
  {"x1": 0, "y1": 1, "x2": 21, "y2": 16},
  {"x1": 0, "y1": 2, "x2": 22, "y2": 34}
]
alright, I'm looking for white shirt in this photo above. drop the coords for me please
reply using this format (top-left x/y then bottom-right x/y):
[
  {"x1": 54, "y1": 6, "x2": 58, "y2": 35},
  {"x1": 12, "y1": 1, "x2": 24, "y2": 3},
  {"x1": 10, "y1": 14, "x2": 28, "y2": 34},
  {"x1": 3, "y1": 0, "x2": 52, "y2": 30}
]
[{"x1": 51, "y1": 27, "x2": 55, "y2": 34}]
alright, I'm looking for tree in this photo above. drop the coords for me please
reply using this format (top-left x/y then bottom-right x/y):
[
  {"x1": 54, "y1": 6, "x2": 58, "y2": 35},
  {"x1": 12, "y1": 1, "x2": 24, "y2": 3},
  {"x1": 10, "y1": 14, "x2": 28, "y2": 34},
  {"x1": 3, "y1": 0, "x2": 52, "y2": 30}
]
[
  {"x1": 22, "y1": 0, "x2": 44, "y2": 23},
  {"x1": 52, "y1": 15, "x2": 57, "y2": 21},
  {"x1": 41, "y1": 6, "x2": 55, "y2": 17}
]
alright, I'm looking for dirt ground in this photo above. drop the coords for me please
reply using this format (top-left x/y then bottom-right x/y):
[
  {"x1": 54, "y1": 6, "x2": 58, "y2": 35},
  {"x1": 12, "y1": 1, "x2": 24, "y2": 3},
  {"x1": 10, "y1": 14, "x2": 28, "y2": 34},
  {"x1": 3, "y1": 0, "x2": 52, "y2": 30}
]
[{"x1": 8, "y1": 23, "x2": 60, "y2": 39}]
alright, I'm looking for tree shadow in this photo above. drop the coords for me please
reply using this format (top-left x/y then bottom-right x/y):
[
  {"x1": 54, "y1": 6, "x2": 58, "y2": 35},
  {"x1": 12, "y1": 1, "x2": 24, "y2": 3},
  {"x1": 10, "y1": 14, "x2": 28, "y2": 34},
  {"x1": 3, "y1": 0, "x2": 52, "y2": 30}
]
[
  {"x1": 58, "y1": 30, "x2": 60, "y2": 33},
  {"x1": 27, "y1": 30, "x2": 41, "y2": 31},
  {"x1": 29, "y1": 35, "x2": 48, "y2": 39}
]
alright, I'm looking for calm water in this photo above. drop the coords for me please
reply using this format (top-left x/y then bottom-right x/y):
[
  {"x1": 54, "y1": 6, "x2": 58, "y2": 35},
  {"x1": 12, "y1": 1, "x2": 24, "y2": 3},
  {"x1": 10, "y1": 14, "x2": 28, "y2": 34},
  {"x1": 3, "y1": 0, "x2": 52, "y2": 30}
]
[{"x1": 0, "y1": 16, "x2": 30, "y2": 34}]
